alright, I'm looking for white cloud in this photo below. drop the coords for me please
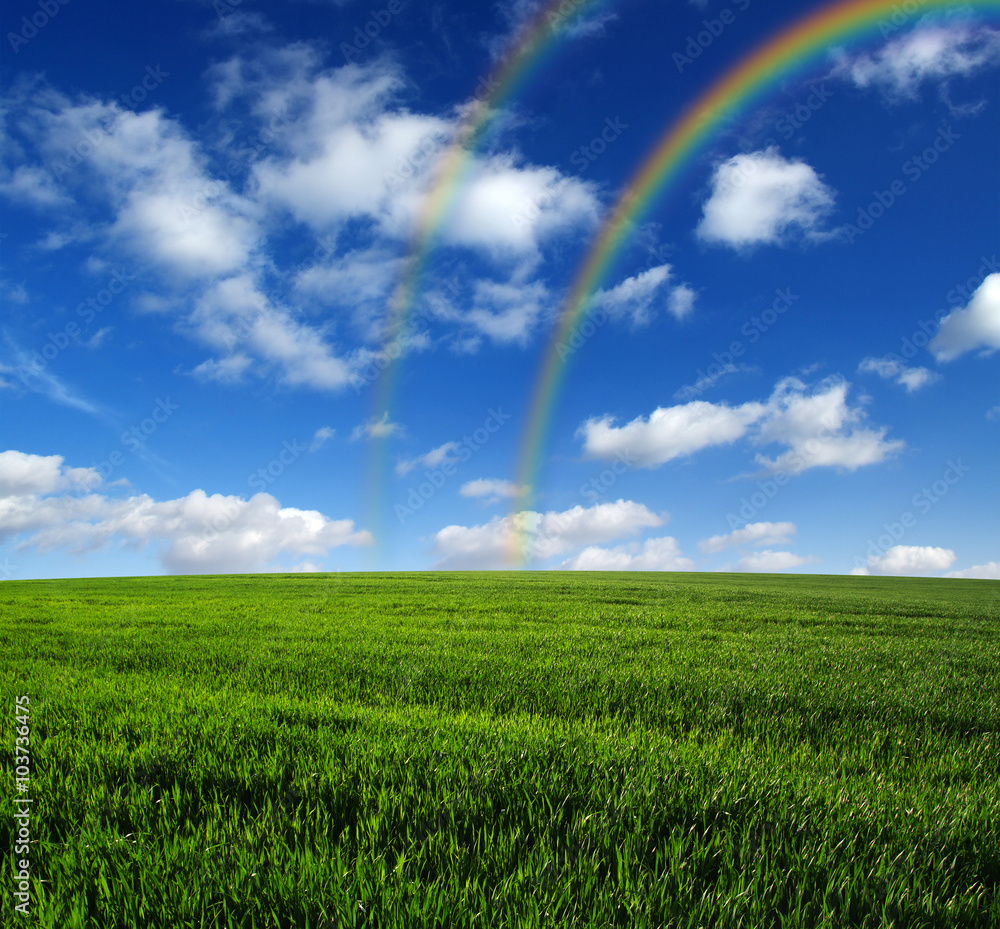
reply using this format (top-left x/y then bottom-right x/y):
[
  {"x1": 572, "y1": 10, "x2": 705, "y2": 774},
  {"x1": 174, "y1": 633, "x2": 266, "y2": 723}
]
[
  {"x1": 858, "y1": 356, "x2": 938, "y2": 391},
  {"x1": 578, "y1": 399, "x2": 767, "y2": 468},
  {"x1": 667, "y1": 283, "x2": 697, "y2": 321},
  {"x1": 3, "y1": 343, "x2": 108, "y2": 418},
  {"x1": 0, "y1": 450, "x2": 100, "y2": 497},
  {"x1": 734, "y1": 550, "x2": 818, "y2": 572},
  {"x1": 851, "y1": 544, "x2": 956, "y2": 576},
  {"x1": 204, "y1": 10, "x2": 274, "y2": 40},
  {"x1": 836, "y1": 24, "x2": 1000, "y2": 99},
  {"x1": 752, "y1": 377, "x2": 904, "y2": 475},
  {"x1": 396, "y1": 441, "x2": 461, "y2": 477},
  {"x1": 84, "y1": 327, "x2": 113, "y2": 349},
  {"x1": 0, "y1": 279, "x2": 29, "y2": 305},
  {"x1": 674, "y1": 363, "x2": 749, "y2": 401},
  {"x1": 945, "y1": 560, "x2": 1000, "y2": 579},
  {"x1": 696, "y1": 148, "x2": 835, "y2": 249},
  {"x1": 490, "y1": 0, "x2": 618, "y2": 61},
  {"x1": 560, "y1": 536, "x2": 694, "y2": 571},
  {"x1": 1, "y1": 57, "x2": 606, "y2": 396},
  {"x1": 581, "y1": 377, "x2": 903, "y2": 477},
  {"x1": 353, "y1": 412, "x2": 401, "y2": 441},
  {"x1": 929, "y1": 273, "x2": 1000, "y2": 362},
  {"x1": 431, "y1": 499, "x2": 664, "y2": 569},
  {"x1": 699, "y1": 521, "x2": 797, "y2": 554},
  {"x1": 310, "y1": 427, "x2": 335, "y2": 452},
  {"x1": 0, "y1": 165, "x2": 71, "y2": 208},
  {"x1": 26, "y1": 94, "x2": 259, "y2": 279},
  {"x1": 189, "y1": 275, "x2": 357, "y2": 391},
  {"x1": 294, "y1": 248, "x2": 402, "y2": 339},
  {"x1": 448, "y1": 157, "x2": 599, "y2": 262},
  {"x1": 246, "y1": 58, "x2": 599, "y2": 263},
  {"x1": 590, "y1": 263, "x2": 674, "y2": 327},
  {"x1": 191, "y1": 354, "x2": 254, "y2": 384},
  {"x1": 463, "y1": 279, "x2": 550, "y2": 345},
  {"x1": 459, "y1": 478, "x2": 526, "y2": 504},
  {"x1": 0, "y1": 451, "x2": 372, "y2": 574}
]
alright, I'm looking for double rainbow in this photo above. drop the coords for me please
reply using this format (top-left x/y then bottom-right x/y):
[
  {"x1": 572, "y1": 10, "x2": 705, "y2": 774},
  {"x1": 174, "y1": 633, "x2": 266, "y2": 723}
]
[
  {"x1": 509, "y1": 0, "x2": 1000, "y2": 564},
  {"x1": 365, "y1": 0, "x2": 608, "y2": 561}
]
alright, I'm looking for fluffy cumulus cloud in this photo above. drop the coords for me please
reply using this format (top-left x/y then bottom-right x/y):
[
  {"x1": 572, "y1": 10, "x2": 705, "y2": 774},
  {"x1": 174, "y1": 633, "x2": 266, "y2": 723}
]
[
  {"x1": 10, "y1": 87, "x2": 259, "y2": 279},
  {"x1": 578, "y1": 399, "x2": 767, "y2": 468},
  {"x1": 560, "y1": 536, "x2": 694, "y2": 571},
  {"x1": 1, "y1": 47, "x2": 607, "y2": 389},
  {"x1": 945, "y1": 561, "x2": 1000, "y2": 579},
  {"x1": 851, "y1": 544, "x2": 956, "y2": 576},
  {"x1": 189, "y1": 275, "x2": 357, "y2": 391},
  {"x1": 448, "y1": 157, "x2": 599, "y2": 262},
  {"x1": 579, "y1": 376, "x2": 902, "y2": 476},
  {"x1": 244, "y1": 55, "x2": 599, "y2": 262},
  {"x1": 431, "y1": 499, "x2": 664, "y2": 569},
  {"x1": 696, "y1": 148, "x2": 836, "y2": 249},
  {"x1": 0, "y1": 450, "x2": 102, "y2": 497},
  {"x1": 858, "y1": 356, "x2": 938, "y2": 392},
  {"x1": 751, "y1": 377, "x2": 904, "y2": 475},
  {"x1": 836, "y1": 23, "x2": 1000, "y2": 99},
  {"x1": 699, "y1": 521, "x2": 797, "y2": 554},
  {"x1": 929, "y1": 273, "x2": 1000, "y2": 362},
  {"x1": 463, "y1": 280, "x2": 551, "y2": 346},
  {"x1": 0, "y1": 451, "x2": 372, "y2": 574}
]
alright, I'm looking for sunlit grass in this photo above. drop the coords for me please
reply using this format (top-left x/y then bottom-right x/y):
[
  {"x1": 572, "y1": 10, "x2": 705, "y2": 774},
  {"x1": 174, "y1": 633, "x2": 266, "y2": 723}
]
[{"x1": 1, "y1": 571, "x2": 998, "y2": 927}]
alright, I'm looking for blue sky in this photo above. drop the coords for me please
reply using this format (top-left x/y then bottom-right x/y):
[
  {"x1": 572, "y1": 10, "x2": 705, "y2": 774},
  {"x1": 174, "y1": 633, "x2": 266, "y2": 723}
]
[{"x1": 1, "y1": 0, "x2": 998, "y2": 579}]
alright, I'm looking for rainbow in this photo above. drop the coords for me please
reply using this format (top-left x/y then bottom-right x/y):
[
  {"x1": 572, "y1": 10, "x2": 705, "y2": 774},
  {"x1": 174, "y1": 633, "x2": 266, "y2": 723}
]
[
  {"x1": 511, "y1": 0, "x2": 1000, "y2": 564},
  {"x1": 364, "y1": 0, "x2": 608, "y2": 563}
]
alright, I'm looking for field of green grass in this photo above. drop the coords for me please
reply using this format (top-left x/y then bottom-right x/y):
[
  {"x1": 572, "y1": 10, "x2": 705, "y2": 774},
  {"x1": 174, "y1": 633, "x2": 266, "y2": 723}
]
[{"x1": 1, "y1": 571, "x2": 999, "y2": 928}]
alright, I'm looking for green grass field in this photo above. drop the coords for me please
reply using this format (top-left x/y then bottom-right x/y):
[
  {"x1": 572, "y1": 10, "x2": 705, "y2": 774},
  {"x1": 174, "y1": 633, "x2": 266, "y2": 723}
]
[{"x1": 1, "y1": 571, "x2": 999, "y2": 928}]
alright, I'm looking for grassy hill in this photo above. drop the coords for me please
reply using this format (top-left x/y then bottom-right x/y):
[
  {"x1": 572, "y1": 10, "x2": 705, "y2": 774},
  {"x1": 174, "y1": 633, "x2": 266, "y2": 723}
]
[{"x1": 1, "y1": 572, "x2": 998, "y2": 927}]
